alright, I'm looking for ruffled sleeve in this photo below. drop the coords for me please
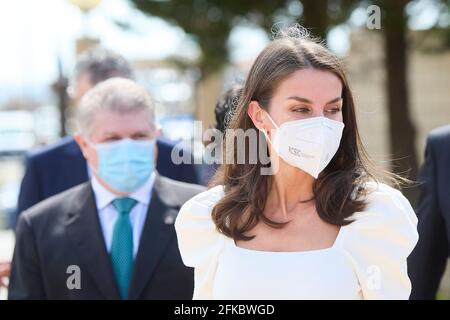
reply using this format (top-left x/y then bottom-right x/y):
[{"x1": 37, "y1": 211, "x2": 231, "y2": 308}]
[
  {"x1": 338, "y1": 182, "x2": 419, "y2": 299},
  {"x1": 174, "y1": 185, "x2": 226, "y2": 299}
]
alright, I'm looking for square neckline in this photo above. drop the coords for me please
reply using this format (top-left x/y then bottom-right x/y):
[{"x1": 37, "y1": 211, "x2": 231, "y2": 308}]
[{"x1": 230, "y1": 225, "x2": 345, "y2": 255}]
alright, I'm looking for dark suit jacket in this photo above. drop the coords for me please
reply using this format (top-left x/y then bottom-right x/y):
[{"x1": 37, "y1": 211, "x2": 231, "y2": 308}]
[
  {"x1": 408, "y1": 125, "x2": 450, "y2": 300},
  {"x1": 9, "y1": 174, "x2": 205, "y2": 300},
  {"x1": 14, "y1": 136, "x2": 200, "y2": 229}
]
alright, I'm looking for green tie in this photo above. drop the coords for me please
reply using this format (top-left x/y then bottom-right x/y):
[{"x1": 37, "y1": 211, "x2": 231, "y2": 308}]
[{"x1": 111, "y1": 197, "x2": 137, "y2": 299}]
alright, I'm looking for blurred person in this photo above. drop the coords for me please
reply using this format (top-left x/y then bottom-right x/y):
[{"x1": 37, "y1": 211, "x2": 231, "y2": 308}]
[
  {"x1": 69, "y1": 46, "x2": 133, "y2": 105},
  {"x1": 2, "y1": 47, "x2": 198, "y2": 288},
  {"x1": 175, "y1": 26, "x2": 418, "y2": 300},
  {"x1": 214, "y1": 86, "x2": 242, "y2": 134},
  {"x1": 0, "y1": 262, "x2": 10, "y2": 288},
  {"x1": 408, "y1": 125, "x2": 450, "y2": 299},
  {"x1": 9, "y1": 78, "x2": 204, "y2": 299},
  {"x1": 196, "y1": 85, "x2": 243, "y2": 186},
  {"x1": 15, "y1": 47, "x2": 199, "y2": 228}
]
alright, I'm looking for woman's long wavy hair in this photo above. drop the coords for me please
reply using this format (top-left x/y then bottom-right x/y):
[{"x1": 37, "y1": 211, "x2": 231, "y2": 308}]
[{"x1": 210, "y1": 26, "x2": 400, "y2": 241}]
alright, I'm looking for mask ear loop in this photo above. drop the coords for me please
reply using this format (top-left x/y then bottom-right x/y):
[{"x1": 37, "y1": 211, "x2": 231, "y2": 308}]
[
  {"x1": 258, "y1": 110, "x2": 283, "y2": 176},
  {"x1": 264, "y1": 111, "x2": 279, "y2": 130},
  {"x1": 259, "y1": 110, "x2": 279, "y2": 146}
]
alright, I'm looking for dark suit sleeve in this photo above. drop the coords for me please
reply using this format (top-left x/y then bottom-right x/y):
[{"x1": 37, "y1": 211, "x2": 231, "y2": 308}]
[
  {"x1": 8, "y1": 213, "x2": 46, "y2": 300},
  {"x1": 15, "y1": 155, "x2": 42, "y2": 229},
  {"x1": 178, "y1": 162, "x2": 200, "y2": 185},
  {"x1": 408, "y1": 136, "x2": 448, "y2": 300},
  {"x1": 156, "y1": 139, "x2": 200, "y2": 185},
  {"x1": 175, "y1": 146, "x2": 200, "y2": 185}
]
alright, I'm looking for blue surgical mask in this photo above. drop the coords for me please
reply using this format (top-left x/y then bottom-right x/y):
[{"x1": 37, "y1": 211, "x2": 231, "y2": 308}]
[{"x1": 91, "y1": 138, "x2": 155, "y2": 193}]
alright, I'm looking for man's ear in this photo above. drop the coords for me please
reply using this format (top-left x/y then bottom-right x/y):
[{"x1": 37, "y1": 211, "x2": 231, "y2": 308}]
[
  {"x1": 155, "y1": 126, "x2": 162, "y2": 138},
  {"x1": 153, "y1": 141, "x2": 158, "y2": 165},
  {"x1": 74, "y1": 133, "x2": 90, "y2": 159},
  {"x1": 247, "y1": 101, "x2": 267, "y2": 132}
]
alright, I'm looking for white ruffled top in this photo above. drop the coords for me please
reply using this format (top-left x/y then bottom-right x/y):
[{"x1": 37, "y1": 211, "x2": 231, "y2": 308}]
[{"x1": 175, "y1": 181, "x2": 418, "y2": 300}]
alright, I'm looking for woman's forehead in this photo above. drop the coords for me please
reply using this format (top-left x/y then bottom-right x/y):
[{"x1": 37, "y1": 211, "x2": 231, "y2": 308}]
[{"x1": 275, "y1": 69, "x2": 342, "y2": 99}]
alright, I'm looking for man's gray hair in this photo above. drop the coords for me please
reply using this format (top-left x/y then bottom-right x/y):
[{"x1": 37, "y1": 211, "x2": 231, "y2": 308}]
[
  {"x1": 77, "y1": 78, "x2": 155, "y2": 137},
  {"x1": 75, "y1": 46, "x2": 133, "y2": 85}
]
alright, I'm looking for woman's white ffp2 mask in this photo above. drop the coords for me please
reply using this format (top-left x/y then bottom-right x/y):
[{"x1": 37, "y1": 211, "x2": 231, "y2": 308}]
[{"x1": 263, "y1": 112, "x2": 345, "y2": 178}]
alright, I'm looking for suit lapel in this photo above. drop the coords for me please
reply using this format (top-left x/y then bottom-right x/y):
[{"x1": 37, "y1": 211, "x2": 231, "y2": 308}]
[
  {"x1": 64, "y1": 183, "x2": 120, "y2": 300},
  {"x1": 128, "y1": 174, "x2": 178, "y2": 300}
]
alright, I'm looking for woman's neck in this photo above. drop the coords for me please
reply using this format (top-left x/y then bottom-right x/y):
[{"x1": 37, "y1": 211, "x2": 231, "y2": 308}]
[{"x1": 267, "y1": 159, "x2": 315, "y2": 220}]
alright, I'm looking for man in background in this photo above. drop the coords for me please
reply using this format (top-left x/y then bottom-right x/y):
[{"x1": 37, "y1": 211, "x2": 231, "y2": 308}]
[
  {"x1": 0, "y1": 262, "x2": 9, "y2": 288},
  {"x1": 408, "y1": 124, "x2": 450, "y2": 299},
  {"x1": 196, "y1": 85, "x2": 242, "y2": 185},
  {"x1": 0, "y1": 47, "x2": 199, "y2": 288},
  {"x1": 9, "y1": 78, "x2": 203, "y2": 299},
  {"x1": 15, "y1": 46, "x2": 199, "y2": 228}
]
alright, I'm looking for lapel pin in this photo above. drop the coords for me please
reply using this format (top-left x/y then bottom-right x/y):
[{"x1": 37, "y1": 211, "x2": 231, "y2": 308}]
[{"x1": 164, "y1": 215, "x2": 175, "y2": 225}]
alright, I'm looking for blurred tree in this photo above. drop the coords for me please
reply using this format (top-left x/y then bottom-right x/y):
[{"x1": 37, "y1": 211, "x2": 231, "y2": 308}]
[
  {"x1": 375, "y1": 0, "x2": 419, "y2": 203},
  {"x1": 375, "y1": 0, "x2": 447, "y2": 204},
  {"x1": 130, "y1": 0, "x2": 358, "y2": 126},
  {"x1": 52, "y1": 57, "x2": 69, "y2": 138},
  {"x1": 130, "y1": 0, "x2": 361, "y2": 75}
]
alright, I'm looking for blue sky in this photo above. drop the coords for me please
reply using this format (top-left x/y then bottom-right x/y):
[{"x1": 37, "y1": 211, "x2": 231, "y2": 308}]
[
  {"x1": 0, "y1": 0, "x2": 268, "y2": 101},
  {"x1": 0, "y1": 0, "x2": 198, "y2": 91}
]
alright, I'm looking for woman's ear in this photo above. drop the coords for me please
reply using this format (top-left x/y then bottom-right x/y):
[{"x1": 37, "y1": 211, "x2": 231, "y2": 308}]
[{"x1": 247, "y1": 101, "x2": 266, "y2": 132}]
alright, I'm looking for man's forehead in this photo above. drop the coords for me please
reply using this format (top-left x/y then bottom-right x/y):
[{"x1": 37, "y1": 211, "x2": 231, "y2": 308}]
[{"x1": 91, "y1": 111, "x2": 153, "y2": 131}]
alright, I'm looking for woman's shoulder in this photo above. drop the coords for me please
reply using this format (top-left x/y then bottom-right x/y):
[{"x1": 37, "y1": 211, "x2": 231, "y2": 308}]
[
  {"x1": 180, "y1": 185, "x2": 225, "y2": 212},
  {"x1": 338, "y1": 179, "x2": 418, "y2": 259},
  {"x1": 174, "y1": 185, "x2": 227, "y2": 268},
  {"x1": 336, "y1": 180, "x2": 419, "y2": 299},
  {"x1": 350, "y1": 180, "x2": 418, "y2": 229},
  {"x1": 175, "y1": 184, "x2": 225, "y2": 233}
]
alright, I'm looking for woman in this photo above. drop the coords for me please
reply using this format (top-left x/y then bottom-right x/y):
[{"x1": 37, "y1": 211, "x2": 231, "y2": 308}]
[{"x1": 175, "y1": 26, "x2": 418, "y2": 300}]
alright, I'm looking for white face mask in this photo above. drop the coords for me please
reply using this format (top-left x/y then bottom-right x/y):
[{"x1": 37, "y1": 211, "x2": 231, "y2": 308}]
[{"x1": 263, "y1": 112, "x2": 345, "y2": 178}]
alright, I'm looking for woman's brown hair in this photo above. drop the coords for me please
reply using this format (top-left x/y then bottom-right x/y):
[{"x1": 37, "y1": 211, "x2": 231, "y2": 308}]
[{"x1": 210, "y1": 25, "x2": 398, "y2": 241}]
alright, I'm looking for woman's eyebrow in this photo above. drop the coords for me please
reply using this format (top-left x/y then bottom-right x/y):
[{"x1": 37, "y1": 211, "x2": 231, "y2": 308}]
[
  {"x1": 286, "y1": 96, "x2": 313, "y2": 103},
  {"x1": 325, "y1": 97, "x2": 343, "y2": 104},
  {"x1": 286, "y1": 96, "x2": 342, "y2": 104}
]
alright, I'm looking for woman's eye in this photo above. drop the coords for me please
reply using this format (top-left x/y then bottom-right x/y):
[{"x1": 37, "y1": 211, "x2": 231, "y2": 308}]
[
  {"x1": 293, "y1": 107, "x2": 310, "y2": 113},
  {"x1": 326, "y1": 107, "x2": 341, "y2": 114}
]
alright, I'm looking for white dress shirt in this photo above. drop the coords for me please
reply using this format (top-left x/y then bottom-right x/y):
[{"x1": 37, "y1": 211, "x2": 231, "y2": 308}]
[{"x1": 91, "y1": 172, "x2": 156, "y2": 258}]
